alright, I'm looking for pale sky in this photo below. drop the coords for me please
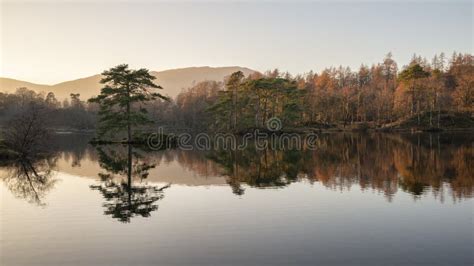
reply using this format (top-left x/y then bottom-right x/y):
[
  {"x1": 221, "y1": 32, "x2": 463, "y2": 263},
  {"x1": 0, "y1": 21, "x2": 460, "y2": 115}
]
[{"x1": 1, "y1": 0, "x2": 472, "y2": 84}]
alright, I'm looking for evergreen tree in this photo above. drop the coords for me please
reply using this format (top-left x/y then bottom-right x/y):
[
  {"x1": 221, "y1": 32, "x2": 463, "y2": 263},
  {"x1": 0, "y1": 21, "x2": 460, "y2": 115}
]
[
  {"x1": 89, "y1": 64, "x2": 167, "y2": 141},
  {"x1": 398, "y1": 64, "x2": 430, "y2": 123}
]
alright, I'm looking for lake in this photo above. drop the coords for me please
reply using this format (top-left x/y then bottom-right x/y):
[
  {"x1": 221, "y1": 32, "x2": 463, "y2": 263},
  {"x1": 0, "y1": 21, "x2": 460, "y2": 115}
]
[{"x1": 1, "y1": 132, "x2": 473, "y2": 266}]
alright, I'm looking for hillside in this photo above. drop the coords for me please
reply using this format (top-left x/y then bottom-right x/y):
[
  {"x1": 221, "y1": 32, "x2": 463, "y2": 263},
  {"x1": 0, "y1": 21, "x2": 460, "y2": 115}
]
[{"x1": 0, "y1": 66, "x2": 256, "y2": 101}]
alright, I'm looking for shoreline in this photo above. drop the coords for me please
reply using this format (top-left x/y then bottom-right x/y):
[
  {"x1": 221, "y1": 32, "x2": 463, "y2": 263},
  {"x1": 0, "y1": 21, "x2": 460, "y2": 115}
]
[{"x1": 47, "y1": 126, "x2": 474, "y2": 135}]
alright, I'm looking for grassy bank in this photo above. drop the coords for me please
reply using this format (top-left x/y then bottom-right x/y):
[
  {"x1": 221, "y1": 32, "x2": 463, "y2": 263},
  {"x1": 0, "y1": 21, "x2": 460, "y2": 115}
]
[
  {"x1": 380, "y1": 111, "x2": 473, "y2": 132},
  {"x1": 89, "y1": 132, "x2": 178, "y2": 149}
]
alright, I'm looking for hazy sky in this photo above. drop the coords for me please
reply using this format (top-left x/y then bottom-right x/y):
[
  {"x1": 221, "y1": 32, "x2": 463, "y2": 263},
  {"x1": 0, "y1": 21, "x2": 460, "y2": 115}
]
[{"x1": 1, "y1": 1, "x2": 472, "y2": 84}]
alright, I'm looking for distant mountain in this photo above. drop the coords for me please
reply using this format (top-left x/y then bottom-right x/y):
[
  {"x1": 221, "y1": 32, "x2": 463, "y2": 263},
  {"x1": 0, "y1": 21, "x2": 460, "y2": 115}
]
[{"x1": 0, "y1": 66, "x2": 256, "y2": 101}]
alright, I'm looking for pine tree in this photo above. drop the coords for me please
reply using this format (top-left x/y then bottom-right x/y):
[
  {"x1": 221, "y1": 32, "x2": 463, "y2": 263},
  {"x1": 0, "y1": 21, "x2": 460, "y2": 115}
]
[
  {"x1": 398, "y1": 64, "x2": 430, "y2": 124},
  {"x1": 89, "y1": 64, "x2": 167, "y2": 142}
]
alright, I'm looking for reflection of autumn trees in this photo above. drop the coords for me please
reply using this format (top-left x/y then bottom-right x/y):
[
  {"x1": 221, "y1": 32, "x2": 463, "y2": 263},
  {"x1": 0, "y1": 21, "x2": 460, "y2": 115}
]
[
  {"x1": 308, "y1": 134, "x2": 402, "y2": 200},
  {"x1": 90, "y1": 145, "x2": 170, "y2": 223},
  {"x1": 207, "y1": 148, "x2": 308, "y2": 195},
  {"x1": 1, "y1": 157, "x2": 58, "y2": 205},
  {"x1": 199, "y1": 133, "x2": 473, "y2": 201},
  {"x1": 449, "y1": 147, "x2": 474, "y2": 199},
  {"x1": 25, "y1": 133, "x2": 471, "y2": 203},
  {"x1": 393, "y1": 134, "x2": 474, "y2": 201}
]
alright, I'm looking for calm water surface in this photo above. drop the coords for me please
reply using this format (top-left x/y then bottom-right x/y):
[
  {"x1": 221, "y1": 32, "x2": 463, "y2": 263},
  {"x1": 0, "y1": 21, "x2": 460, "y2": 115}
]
[{"x1": 1, "y1": 133, "x2": 473, "y2": 266}]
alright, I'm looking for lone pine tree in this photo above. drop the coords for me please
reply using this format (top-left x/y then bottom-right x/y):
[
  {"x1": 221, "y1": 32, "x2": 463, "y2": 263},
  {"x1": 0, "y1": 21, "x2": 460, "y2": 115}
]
[{"x1": 89, "y1": 64, "x2": 167, "y2": 142}]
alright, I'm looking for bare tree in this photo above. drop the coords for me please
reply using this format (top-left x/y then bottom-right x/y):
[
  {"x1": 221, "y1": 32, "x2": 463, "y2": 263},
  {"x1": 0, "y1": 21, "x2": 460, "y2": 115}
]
[{"x1": 4, "y1": 102, "x2": 51, "y2": 157}]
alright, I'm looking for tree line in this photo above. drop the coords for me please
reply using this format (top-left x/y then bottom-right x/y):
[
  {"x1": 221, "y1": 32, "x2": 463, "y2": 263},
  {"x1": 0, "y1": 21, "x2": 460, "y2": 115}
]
[
  {"x1": 0, "y1": 52, "x2": 472, "y2": 137},
  {"x1": 0, "y1": 87, "x2": 97, "y2": 130},
  {"x1": 170, "y1": 52, "x2": 472, "y2": 132}
]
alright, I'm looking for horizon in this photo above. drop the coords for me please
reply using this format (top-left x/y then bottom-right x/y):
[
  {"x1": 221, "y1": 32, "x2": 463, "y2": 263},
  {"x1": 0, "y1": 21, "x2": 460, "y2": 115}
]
[
  {"x1": 0, "y1": 65, "x2": 255, "y2": 85},
  {"x1": 0, "y1": 52, "x2": 467, "y2": 85},
  {"x1": 1, "y1": 1, "x2": 472, "y2": 84}
]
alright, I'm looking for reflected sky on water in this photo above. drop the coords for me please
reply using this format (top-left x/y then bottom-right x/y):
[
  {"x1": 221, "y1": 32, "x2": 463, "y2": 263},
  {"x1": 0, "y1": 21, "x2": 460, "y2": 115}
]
[{"x1": 1, "y1": 132, "x2": 473, "y2": 265}]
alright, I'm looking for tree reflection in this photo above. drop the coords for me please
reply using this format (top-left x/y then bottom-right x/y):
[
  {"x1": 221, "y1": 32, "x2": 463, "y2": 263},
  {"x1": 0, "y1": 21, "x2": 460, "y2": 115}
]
[
  {"x1": 90, "y1": 144, "x2": 170, "y2": 223},
  {"x1": 202, "y1": 133, "x2": 473, "y2": 201},
  {"x1": 1, "y1": 157, "x2": 58, "y2": 205},
  {"x1": 207, "y1": 146, "x2": 309, "y2": 195}
]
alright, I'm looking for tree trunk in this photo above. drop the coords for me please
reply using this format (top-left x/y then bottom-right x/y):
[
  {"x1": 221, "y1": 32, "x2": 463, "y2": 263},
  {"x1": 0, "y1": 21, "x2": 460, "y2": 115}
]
[
  {"x1": 232, "y1": 86, "x2": 237, "y2": 130},
  {"x1": 417, "y1": 100, "x2": 420, "y2": 125},
  {"x1": 429, "y1": 99, "x2": 433, "y2": 127},
  {"x1": 127, "y1": 144, "x2": 132, "y2": 207},
  {"x1": 411, "y1": 84, "x2": 415, "y2": 117},
  {"x1": 437, "y1": 91, "x2": 440, "y2": 128},
  {"x1": 127, "y1": 102, "x2": 131, "y2": 142}
]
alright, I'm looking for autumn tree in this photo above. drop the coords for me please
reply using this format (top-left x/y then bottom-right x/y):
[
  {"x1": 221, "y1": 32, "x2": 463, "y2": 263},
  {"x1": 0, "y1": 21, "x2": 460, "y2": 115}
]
[
  {"x1": 396, "y1": 64, "x2": 430, "y2": 124},
  {"x1": 448, "y1": 53, "x2": 473, "y2": 112},
  {"x1": 226, "y1": 71, "x2": 245, "y2": 130},
  {"x1": 81, "y1": 53, "x2": 469, "y2": 131},
  {"x1": 176, "y1": 81, "x2": 221, "y2": 130}
]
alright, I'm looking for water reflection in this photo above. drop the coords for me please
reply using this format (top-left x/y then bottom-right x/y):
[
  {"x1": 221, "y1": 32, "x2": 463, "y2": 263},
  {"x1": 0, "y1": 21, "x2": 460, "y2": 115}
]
[
  {"x1": 206, "y1": 133, "x2": 473, "y2": 201},
  {"x1": 90, "y1": 144, "x2": 170, "y2": 223},
  {"x1": 1, "y1": 133, "x2": 472, "y2": 266},
  {"x1": 1, "y1": 157, "x2": 58, "y2": 205},
  {"x1": 1, "y1": 133, "x2": 472, "y2": 205},
  {"x1": 207, "y1": 147, "x2": 308, "y2": 195}
]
